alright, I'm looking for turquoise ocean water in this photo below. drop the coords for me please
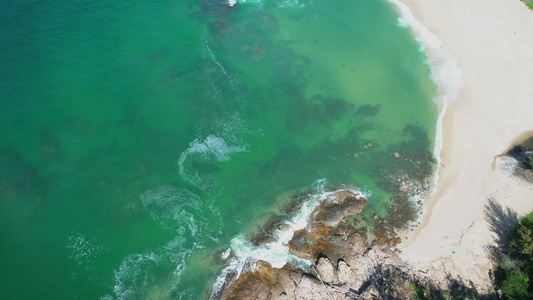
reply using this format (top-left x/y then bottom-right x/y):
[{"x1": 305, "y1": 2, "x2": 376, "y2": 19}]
[{"x1": 0, "y1": 0, "x2": 438, "y2": 298}]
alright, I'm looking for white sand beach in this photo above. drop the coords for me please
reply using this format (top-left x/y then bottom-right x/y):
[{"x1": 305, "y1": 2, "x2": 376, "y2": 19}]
[{"x1": 398, "y1": 0, "x2": 533, "y2": 290}]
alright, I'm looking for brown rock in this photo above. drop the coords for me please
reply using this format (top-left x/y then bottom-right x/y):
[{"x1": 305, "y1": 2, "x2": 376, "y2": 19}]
[
  {"x1": 251, "y1": 215, "x2": 286, "y2": 245},
  {"x1": 288, "y1": 230, "x2": 311, "y2": 258},
  {"x1": 310, "y1": 191, "x2": 367, "y2": 227}
]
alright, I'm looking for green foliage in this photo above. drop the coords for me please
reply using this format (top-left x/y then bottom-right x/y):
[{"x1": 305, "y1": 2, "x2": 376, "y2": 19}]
[
  {"x1": 529, "y1": 156, "x2": 533, "y2": 170},
  {"x1": 495, "y1": 211, "x2": 533, "y2": 299},
  {"x1": 410, "y1": 280, "x2": 428, "y2": 300},
  {"x1": 522, "y1": 0, "x2": 533, "y2": 10},
  {"x1": 500, "y1": 269, "x2": 530, "y2": 300},
  {"x1": 511, "y1": 226, "x2": 533, "y2": 256},
  {"x1": 509, "y1": 212, "x2": 533, "y2": 275}
]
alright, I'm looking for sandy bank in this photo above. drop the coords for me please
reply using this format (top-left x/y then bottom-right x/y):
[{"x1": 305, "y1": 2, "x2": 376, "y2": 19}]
[{"x1": 398, "y1": 0, "x2": 533, "y2": 290}]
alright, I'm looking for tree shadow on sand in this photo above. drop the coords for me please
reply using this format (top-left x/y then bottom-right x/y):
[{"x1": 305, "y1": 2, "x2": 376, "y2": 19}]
[
  {"x1": 348, "y1": 263, "x2": 497, "y2": 299},
  {"x1": 484, "y1": 197, "x2": 519, "y2": 251}
]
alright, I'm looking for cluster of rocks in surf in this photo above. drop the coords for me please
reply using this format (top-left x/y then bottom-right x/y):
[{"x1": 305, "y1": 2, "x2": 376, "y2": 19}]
[{"x1": 212, "y1": 190, "x2": 420, "y2": 299}]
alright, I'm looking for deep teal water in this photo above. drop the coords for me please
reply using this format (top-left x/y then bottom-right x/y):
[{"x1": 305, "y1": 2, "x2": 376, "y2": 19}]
[{"x1": 0, "y1": 0, "x2": 437, "y2": 298}]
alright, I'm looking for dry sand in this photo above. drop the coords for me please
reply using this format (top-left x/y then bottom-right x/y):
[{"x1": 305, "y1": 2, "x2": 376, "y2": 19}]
[{"x1": 396, "y1": 0, "x2": 533, "y2": 290}]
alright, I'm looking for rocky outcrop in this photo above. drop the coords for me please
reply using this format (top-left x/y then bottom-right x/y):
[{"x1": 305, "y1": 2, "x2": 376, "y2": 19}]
[
  {"x1": 336, "y1": 260, "x2": 352, "y2": 285},
  {"x1": 286, "y1": 190, "x2": 369, "y2": 264},
  {"x1": 315, "y1": 257, "x2": 338, "y2": 284},
  {"x1": 214, "y1": 188, "x2": 481, "y2": 300},
  {"x1": 310, "y1": 190, "x2": 367, "y2": 227},
  {"x1": 216, "y1": 189, "x2": 379, "y2": 299},
  {"x1": 216, "y1": 247, "x2": 411, "y2": 300}
]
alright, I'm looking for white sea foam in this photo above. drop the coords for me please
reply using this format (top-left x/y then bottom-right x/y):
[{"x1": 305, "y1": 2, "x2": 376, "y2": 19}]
[
  {"x1": 110, "y1": 186, "x2": 223, "y2": 299},
  {"x1": 224, "y1": 0, "x2": 305, "y2": 8},
  {"x1": 140, "y1": 185, "x2": 222, "y2": 239},
  {"x1": 67, "y1": 233, "x2": 108, "y2": 279},
  {"x1": 278, "y1": 0, "x2": 306, "y2": 8},
  {"x1": 226, "y1": 0, "x2": 264, "y2": 6},
  {"x1": 221, "y1": 248, "x2": 231, "y2": 260},
  {"x1": 203, "y1": 35, "x2": 240, "y2": 94},
  {"x1": 178, "y1": 135, "x2": 248, "y2": 187},
  {"x1": 210, "y1": 81, "x2": 223, "y2": 104},
  {"x1": 141, "y1": 186, "x2": 199, "y2": 230},
  {"x1": 111, "y1": 25, "x2": 249, "y2": 300},
  {"x1": 389, "y1": 0, "x2": 463, "y2": 105},
  {"x1": 195, "y1": 33, "x2": 250, "y2": 190},
  {"x1": 112, "y1": 252, "x2": 162, "y2": 299},
  {"x1": 209, "y1": 180, "x2": 369, "y2": 299},
  {"x1": 111, "y1": 236, "x2": 207, "y2": 300},
  {"x1": 388, "y1": 0, "x2": 464, "y2": 205},
  {"x1": 141, "y1": 185, "x2": 223, "y2": 240}
]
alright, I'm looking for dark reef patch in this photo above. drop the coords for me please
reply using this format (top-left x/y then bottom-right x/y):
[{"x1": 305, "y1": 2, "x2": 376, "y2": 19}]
[{"x1": 355, "y1": 103, "x2": 380, "y2": 117}]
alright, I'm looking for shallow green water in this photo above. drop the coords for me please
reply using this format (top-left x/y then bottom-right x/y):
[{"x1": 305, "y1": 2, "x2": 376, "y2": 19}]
[{"x1": 0, "y1": 0, "x2": 437, "y2": 298}]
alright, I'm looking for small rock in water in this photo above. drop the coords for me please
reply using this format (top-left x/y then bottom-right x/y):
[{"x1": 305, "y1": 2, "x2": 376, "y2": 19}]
[{"x1": 394, "y1": 152, "x2": 400, "y2": 158}]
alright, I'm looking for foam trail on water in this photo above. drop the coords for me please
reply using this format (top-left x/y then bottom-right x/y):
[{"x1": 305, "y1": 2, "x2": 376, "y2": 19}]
[
  {"x1": 109, "y1": 233, "x2": 211, "y2": 299},
  {"x1": 203, "y1": 35, "x2": 240, "y2": 94},
  {"x1": 226, "y1": 0, "x2": 263, "y2": 6},
  {"x1": 203, "y1": 33, "x2": 248, "y2": 109},
  {"x1": 112, "y1": 252, "x2": 162, "y2": 299},
  {"x1": 204, "y1": 36, "x2": 231, "y2": 81},
  {"x1": 388, "y1": 0, "x2": 463, "y2": 206},
  {"x1": 67, "y1": 233, "x2": 108, "y2": 284},
  {"x1": 224, "y1": 0, "x2": 305, "y2": 8},
  {"x1": 110, "y1": 28, "x2": 249, "y2": 300},
  {"x1": 278, "y1": 0, "x2": 306, "y2": 8},
  {"x1": 108, "y1": 186, "x2": 223, "y2": 299},
  {"x1": 67, "y1": 233, "x2": 107, "y2": 269},
  {"x1": 178, "y1": 135, "x2": 248, "y2": 187},
  {"x1": 209, "y1": 180, "x2": 370, "y2": 299}
]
